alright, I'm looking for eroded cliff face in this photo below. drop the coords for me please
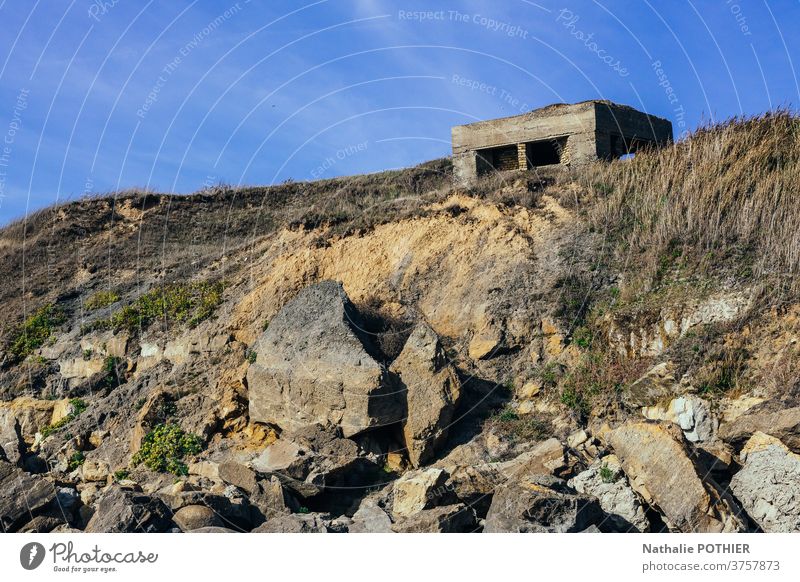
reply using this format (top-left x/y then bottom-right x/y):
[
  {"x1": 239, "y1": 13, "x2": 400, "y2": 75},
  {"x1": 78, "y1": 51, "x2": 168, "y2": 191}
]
[{"x1": 1, "y1": 144, "x2": 799, "y2": 533}]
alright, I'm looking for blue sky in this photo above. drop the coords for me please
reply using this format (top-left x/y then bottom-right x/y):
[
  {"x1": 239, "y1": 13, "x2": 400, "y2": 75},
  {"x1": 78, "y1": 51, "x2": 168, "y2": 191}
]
[{"x1": 0, "y1": 0, "x2": 798, "y2": 224}]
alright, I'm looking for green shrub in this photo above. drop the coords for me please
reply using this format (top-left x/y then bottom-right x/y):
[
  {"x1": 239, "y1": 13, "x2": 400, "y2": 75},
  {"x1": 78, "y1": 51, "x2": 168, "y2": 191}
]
[
  {"x1": 41, "y1": 398, "x2": 88, "y2": 438},
  {"x1": 131, "y1": 423, "x2": 203, "y2": 475},
  {"x1": 85, "y1": 290, "x2": 120, "y2": 310},
  {"x1": 88, "y1": 281, "x2": 225, "y2": 334},
  {"x1": 102, "y1": 355, "x2": 123, "y2": 388},
  {"x1": 68, "y1": 451, "x2": 85, "y2": 471},
  {"x1": 599, "y1": 463, "x2": 618, "y2": 484},
  {"x1": 113, "y1": 469, "x2": 130, "y2": 481},
  {"x1": 247, "y1": 350, "x2": 257, "y2": 364},
  {"x1": 7, "y1": 304, "x2": 66, "y2": 361}
]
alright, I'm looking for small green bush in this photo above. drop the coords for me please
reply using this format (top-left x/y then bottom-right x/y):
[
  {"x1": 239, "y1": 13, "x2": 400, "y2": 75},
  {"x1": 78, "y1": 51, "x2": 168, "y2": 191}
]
[
  {"x1": 41, "y1": 398, "x2": 88, "y2": 438},
  {"x1": 102, "y1": 355, "x2": 123, "y2": 388},
  {"x1": 7, "y1": 304, "x2": 66, "y2": 361},
  {"x1": 113, "y1": 469, "x2": 130, "y2": 481},
  {"x1": 247, "y1": 350, "x2": 257, "y2": 364},
  {"x1": 68, "y1": 451, "x2": 85, "y2": 471},
  {"x1": 85, "y1": 290, "x2": 120, "y2": 310},
  {"x1": 131, "y1": 423, "x2": 203, "y2": 475},
  {"x1": 599, "y1": 463, "x2": 618, "y2": 484}
]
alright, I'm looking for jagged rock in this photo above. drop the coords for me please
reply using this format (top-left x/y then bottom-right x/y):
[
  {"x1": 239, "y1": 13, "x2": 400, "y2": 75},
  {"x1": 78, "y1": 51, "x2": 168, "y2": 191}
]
[
  {"x1": 219, "y1": 462, "x2": 259, "y2": 494},
  {"x1": 247, "y1": 281, "x2": 402, "y2": 437},
  {"x1": 253, "y1": 513, "x2": 329, "y2": 533},
  {"x1": 84, "y1": 487, "x2": 174, "y2": 533},
  {"x1": 390, "y1": 323, "x2": 461, "y2": 467},
  {"x1": 0, "y1": 397, "x2": 71, "y2": 462},
  {"x1": 19, "y1": 515, "x2": 66, "y2": 533},
  {"x1": 173, "y1": 505, "x2": 223, "y2": 531},
  {"x1": 251, "y1": 427, "x2": 379, "y2": 499},
  {"x1": 392, "y1": 504, "x2": 476, "y2": 533},
  {"x1": 730, "y1": 432, "x2": 800, "y2": 532},
  {"x1": 484, "y1": 475, "x2": 604, "y2": 533},
  {"x1": 0, "y1": 461, "x2": 56, "y2": 532},
  {"x1": 568, "y1": 455, "x2": 650, "y2": 532},
  {"x1": 719, "y1": 405, "x2": 800, "y2": 452},
  {"x1": 392, "y1": 467, "x2": 448, "y2": 518},
  {"x1": 624, "y1": 362, "x2": 677, "y2": 408},
  {"x1": 162, "y1": 490, "x2": 253, "y2": 530},
  {"x1": 350, "y1": 497, "x2": 393, "y2": 533},
  {"x1": 442, "y1": 464, "x2": 502, "y2": 515},
  {"x1": 643, "y1": 395, "x2": 715, "y2": 442},
  {"x1": 607, "y1": 421, "x2": 744, "y2": 532},
  {"x1": 188, "y1": 526, "x2": 238, "y2": 533},
  {"x1": 493, "y1": 438, "x2": 570, "y2": 481}
]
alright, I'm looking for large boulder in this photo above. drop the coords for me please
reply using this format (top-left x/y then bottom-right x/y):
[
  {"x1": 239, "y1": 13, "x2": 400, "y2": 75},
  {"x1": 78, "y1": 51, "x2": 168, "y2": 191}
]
[
  {"x1": 0, "y1": 398, "x2": 71, "y2": 463},
  {"x1": 719, "y1": 405, "x2": 800, "y2": 453},
  {"x1": 390, "y1": 323, "x2": 461, "y2": 467},
  {"x1": 568, "y1": 455, "x2": 650, "y2": 532},
  {"x1": 607, "y1": 421, "x2": 744, "y2": 532},
  {"x1": 350, "y1": 497, "x2": 393, "y2": 533},
  {"x1": 252, "y1": 513, "x2": 329, "y2": 533},
  {"x1": 84, "y1": 487, "x2": 174, "y2": 533},
  {"x1": 173, "y1": 505, "x2": 223, "y2": 531},
  {"x1": 247, "y1": 281, "x2": 402, "y2": 437},
  {"x1": 0, "y1": 461, "x2": 56, "y2": 532},
  {"x1": 484, "y1": 475, "x2": 604, "y2": 533},
  {"x1": 730, "y1": 433, "x2": 800, "y2": 532}
]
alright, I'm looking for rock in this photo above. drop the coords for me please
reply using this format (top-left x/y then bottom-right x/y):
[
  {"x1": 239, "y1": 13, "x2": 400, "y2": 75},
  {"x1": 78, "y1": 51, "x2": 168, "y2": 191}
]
[
  {"x1": 484, "y1": 475, "x2": 604, "y2": 533},
  {"x1": 390, "y1": 323, "x2": 461, "y2": 467},
  {"x1": 468, "y1": 326, "x2": 501, "y2": 360},
  {"x1": 392, "y1": 467, "x2": 448, "y2": 518},
  {"x1": 189, "y1": 461, "x2": 220, "y2": 480},
  {"x1": 350, "y1": 497, "x2": 393, "y2": 533},
  {"x1": 392, "y1": 504, "x2": 476, "y2": 533},
  {"x1": 494, "y1": 438, "x2": 570, "y2": 481},
  {"x1": 643, "y1": 395, "x2": 715, "y2": 442},
  {"x1": 218, "y1": 462, "x2": 258, "y2": 494},
  {"x1": 173, "y1": 505, "x2": 223, "y2": 531},
  {"x1": 80, "y1": 459, "x2": 110, "y2": 482},
  {"x1": 0, "y1": 397, "x2": 71, "y2": 462},
  {"x1": 567, "y1": 429, "x2": 589, "y2": 449},
  {"x1": 443, "y1": 464, "x2": 501, "y2": 515},
  {"x1": 247, "y1": 281, "x2": 402, "y2": 437},
  {"x1": 253, "y1": 513, "x2": 329, "y2": 533},
  {"x1": 248, "y1": 476, "x2": 295, "y2": 521},
  {"x1": 624, "y1": 362, "x2": 677, "y2": 408},
  {"x1": 730, "y1": 433, "x2": 800, "y2": 532},
  {"x1": 189, "y1": 526, "x2": 238, "y2": 533},
  {"x1": 18, "y1": 515, "x2": 65, "y2": 533},
  {"x1": 251, "y1": 428, "x2": 380, "y2": 500},
  {"x1": 607, "y1": 421, "x2": 744, "y2": 532},
  {"x1": 719, "y1": 405, "x2": 800, "y2": 453},
  {"x1": 59, "y1": 357, "x2": 105, "y2": 379},
  {"x1": 0, "y1": 461, "x2": 56, "y2": 532},
  {"x1": 80, "y1": 331, "x2": 129, "y2": 358},
  {"x1": 568, "y1": 456, "x2": 650, "y2": 532},
  {"x1": 84, "y1": 487, "x2": 173, "y2": 533}
]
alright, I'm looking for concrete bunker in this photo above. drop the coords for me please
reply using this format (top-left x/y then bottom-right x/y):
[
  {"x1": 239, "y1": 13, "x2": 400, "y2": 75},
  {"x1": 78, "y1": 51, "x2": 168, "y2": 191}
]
[{"x1": 452, "y1": 100, "x2": 673, "y2": 185}]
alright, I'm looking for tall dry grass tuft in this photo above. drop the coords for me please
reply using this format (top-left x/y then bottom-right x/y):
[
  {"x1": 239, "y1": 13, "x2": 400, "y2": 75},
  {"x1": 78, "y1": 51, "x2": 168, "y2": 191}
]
[{"x1": 579, "y1": 110, "x2": 800, "y2": 280}]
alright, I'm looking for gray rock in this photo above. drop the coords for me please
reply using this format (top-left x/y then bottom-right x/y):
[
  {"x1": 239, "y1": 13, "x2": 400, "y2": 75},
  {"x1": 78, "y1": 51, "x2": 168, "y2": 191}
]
[
  {"x1": 350, "y1": 497, "x2": 393, "y2": 533},
  {"x1": 730, "y1": 433, "x2": 800, "y2": 532},
  {"x1": 188, "y1": 526, "x2": 239, "y2": 533},
  {"x1": 173, "y1": 504, "x2": 223, "y2": 531},
  {"x1": 0, "y1": 461, "x2": 56, "y2": 532},
  {"x1": 392, "y1": 504, "x2": 476, "y2": 533},
  {"x1": 642, "y1": 395, "x2": 715, "y2": 442},
  {"x1": 84, "y1": 487, "x2": 173, "y2": 533},
  {"x1": 247, "y1": 281, "x2": 402, "y2": 437},
  {"x1": 484, "y1": 475, "x2": 604, "y2": 533},
  {"x1": 390, "y1": 323, "x2": 461, "y2": 468},
  {"x1": 252, "y1": 512, "x2": 329, "y2": 533},
  {"x1": 568, "y1": 455, "x2": 649, "y2": 532}
]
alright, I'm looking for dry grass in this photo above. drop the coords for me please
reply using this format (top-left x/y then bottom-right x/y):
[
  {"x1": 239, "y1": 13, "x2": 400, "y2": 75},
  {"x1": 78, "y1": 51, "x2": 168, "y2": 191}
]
[{"x1": 574, "y1": 111, "x2": 800, "y2": 284}]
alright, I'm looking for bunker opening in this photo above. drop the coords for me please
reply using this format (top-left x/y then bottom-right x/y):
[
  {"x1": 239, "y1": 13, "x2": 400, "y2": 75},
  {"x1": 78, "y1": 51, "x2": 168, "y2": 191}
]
[
  {"x1": 476, "y1": 144, "x2": 519, "y2": 174},
  {"x1": 524, "y1": 137, "x2": 567, "y2": 167}
]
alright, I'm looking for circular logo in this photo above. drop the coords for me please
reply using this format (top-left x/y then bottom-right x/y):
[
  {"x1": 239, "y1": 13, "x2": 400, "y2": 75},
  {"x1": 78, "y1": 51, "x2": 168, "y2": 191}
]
[{"x1": 20, "y1": 542, "x2": 46, "y2": 570}]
